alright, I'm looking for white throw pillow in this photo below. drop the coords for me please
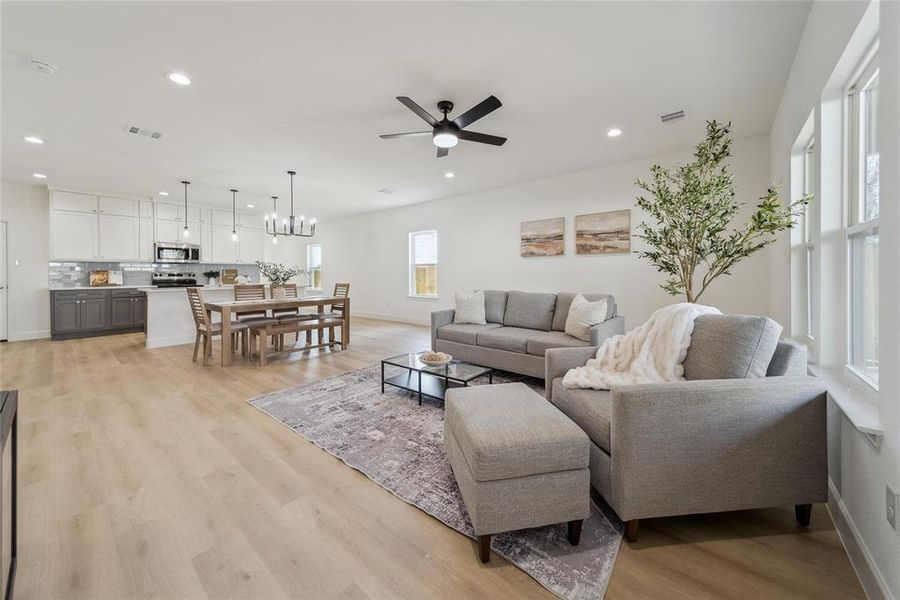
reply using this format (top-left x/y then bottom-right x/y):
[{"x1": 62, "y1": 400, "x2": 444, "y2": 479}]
[
  {"x1": 565, "y1": 295, "x2": 609, "y2": 341},
  {"x1": 453, "y1": 290, "x2": 487, "y2": 325}
]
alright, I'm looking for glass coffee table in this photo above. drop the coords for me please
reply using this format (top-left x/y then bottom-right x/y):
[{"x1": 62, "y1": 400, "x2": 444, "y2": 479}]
[{"x1": 381, "y1": 352, "x2": 494, "y2": 405}]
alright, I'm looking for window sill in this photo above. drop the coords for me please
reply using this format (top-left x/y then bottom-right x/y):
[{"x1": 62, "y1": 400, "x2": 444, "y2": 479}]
[
  {"x1": 808, "y1": 364, "x2": 883, "y2": 437},
  {"x1": 408, "y1": 295, "x2": 439, "y2": 300}
]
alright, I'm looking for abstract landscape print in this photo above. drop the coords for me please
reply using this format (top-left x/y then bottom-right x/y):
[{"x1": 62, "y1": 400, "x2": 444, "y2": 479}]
[
  {"x1": 575, "y1": 210, "x2": 631, "y2": 254},
  {"x1": 520, "y1": 217, "x2": 565, "y2": 257}
]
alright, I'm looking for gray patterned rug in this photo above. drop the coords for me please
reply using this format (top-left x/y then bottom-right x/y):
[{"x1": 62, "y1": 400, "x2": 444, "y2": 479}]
[{"x1": 249, "y1": 364, "x2": 623, "y2": 599}]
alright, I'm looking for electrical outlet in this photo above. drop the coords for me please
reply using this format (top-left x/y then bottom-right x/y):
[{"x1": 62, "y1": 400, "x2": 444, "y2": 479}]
[{"x1": 888, "y1": 484, "x2": 899, "y2": 532}]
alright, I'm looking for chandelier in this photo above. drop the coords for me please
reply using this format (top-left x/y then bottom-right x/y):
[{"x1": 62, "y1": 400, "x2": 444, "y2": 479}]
[{"x1": 266, "y1": 170, "x2": 316, "y2": 239}]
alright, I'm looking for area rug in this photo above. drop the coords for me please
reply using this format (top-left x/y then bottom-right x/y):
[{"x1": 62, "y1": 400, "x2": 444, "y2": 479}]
[{"x1": 248, "y1": 364, "x2": 623, "y2": 599}]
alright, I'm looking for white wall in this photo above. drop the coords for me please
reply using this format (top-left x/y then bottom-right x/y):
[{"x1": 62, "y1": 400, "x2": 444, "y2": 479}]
[
  {"x1": 311, "y1": 134, "x2": 772, "y2": 327},
  {"x1": 769, "y1": 2, "x2": 900, "y2": 597},
  {"x1": 0, "y1": 180, "x2": 50, "y2": 340}
]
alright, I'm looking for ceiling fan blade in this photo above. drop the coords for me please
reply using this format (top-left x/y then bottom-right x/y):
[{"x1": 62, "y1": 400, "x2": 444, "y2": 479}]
[
  {"x1": 437, "y1": 146, "x2": 449, "y2": 158},
  {"x1": 396, "y1": 96, "x2": 438, "y2": 127},
  {"x1": 452, "y1": 95, "x2": 502, "y2": 129},
  {"x1": 457, "y1": 130, "x2": 507, "y2": 146},
  {"x1": 379, "y1": 131, "x2": 432, "y2": 139}
]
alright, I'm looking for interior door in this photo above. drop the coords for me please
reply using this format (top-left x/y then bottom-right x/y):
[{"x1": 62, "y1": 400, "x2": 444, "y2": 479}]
[{"x1": 0, "y1": 222, "x2": 7, "y2": 341}]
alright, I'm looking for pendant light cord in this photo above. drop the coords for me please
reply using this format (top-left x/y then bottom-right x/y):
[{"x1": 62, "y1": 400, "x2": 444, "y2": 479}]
[{"x1": 230, "y1": 189, "x2": 237, "y2": 233}]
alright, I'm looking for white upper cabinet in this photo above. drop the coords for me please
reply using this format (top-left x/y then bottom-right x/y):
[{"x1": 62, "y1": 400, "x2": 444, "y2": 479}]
[
  {"x1": 239, "y1": 227, "x2": 265, "y2": 263},
  {"x1": 211, "y1": 210, "x2": 233, "y2": 227},
  {"x1": 239, "y1": 212, "x2": 265, "y2": 229},
  {"x1": 155, "y1": 202, "x2": 180, "y2": 221},
  {"x1": 139, "y1": 218, "x2": 154, "y2": 261},
  {"x1": 179, "y1": 205, "x2": 201, "y2": 223},
  {"x1": 210, "y1": 225, "x2": 239, "y2": 263},
  {"x1": 52, "y1": 190, "x2": 96, "y2": 214},
  {"x1": 98, "y1": 214, "x2": 139, "y2": 260},
  {"x1": 139, "y1": 201, "x2": 154, "y2": 220},
  {"x1": 155, "y1": 220, "x2": 182, "y2": 244},
  {"x1": 51, "y1": 210, "x2": 97, "y2": 259},
  {"x1": 98, "y1": 196, "x2": 138, "y2": 217}
]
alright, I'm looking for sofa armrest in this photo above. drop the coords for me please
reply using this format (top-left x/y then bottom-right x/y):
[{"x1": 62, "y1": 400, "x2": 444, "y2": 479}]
[
  {"x1": 544, "y1": 346, "x2": 598, "y2": 400},
  {"x1": 431, "y1": 309, "x2": 455, "y2": 351},
  {"x1": 608, "y1": 376, "x2": 828, "y2": 520},
  {"x1": 589, "y1": 315, "x2": 624, "y2": 346}
]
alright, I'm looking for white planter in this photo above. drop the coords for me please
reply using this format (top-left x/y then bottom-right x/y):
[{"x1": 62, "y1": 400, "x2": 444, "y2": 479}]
[
  {"x1": 207, "y1": 277, "x2": 217, "y2": 286},
  {"x1": 272, "y1": 286, "x2": 287, "y2": 300}
]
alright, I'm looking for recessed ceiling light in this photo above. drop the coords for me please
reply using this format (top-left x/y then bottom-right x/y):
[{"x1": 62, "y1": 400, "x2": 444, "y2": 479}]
[
  {"x1": 159, "y1": 191, "x2": 169, "y2": 196},
  {"x1": 32, "y1": 173, "x2": 47, "y2": 179},
  {"x1": 246, "y1": 204, "x2": 255, "y2": 208},
  {"x1": 444, "y1": 172, "x2": 455, "y2": 178},
  {"x1": 24, "y1": 136, "x2": 44, "y2": 144},
  {"x1": 167, "y1": 72, "x2": 191, "y2": 86},
  {"x1": 607, "y1": 128, "x2": 622, "y2": 138}
]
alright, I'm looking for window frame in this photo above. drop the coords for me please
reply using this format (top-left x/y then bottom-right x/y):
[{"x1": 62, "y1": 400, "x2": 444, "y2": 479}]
[
  {"x1": 306, "y1": 243, "x2": 322, "y2": 292},
  {"x1": 408, "y1": 229, "x2": 438, "y2": 299},
  {"x1": 801, "y1": 138, "x2": 817, "y2": 345},
  {"x1": 843, "y1": 48, "x2": 880, "y2": 390}
]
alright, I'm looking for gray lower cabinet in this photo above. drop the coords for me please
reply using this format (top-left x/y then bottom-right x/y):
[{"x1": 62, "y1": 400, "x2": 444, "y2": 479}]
[{"x1": 51, "y1": 288, "x2": 146, "y2": 340}]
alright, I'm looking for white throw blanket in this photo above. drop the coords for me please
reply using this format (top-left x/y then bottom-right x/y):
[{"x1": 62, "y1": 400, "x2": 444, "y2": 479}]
[{"x1": 562, "y1": 302, "x2": 721, "y2": 390}]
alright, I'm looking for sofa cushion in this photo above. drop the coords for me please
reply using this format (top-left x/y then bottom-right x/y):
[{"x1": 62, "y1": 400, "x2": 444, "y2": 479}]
[
  {"x1": 453, "y1": 290, "x2": 486, "y2": 325},
  {"x1": 767, "y1": 339, "x2": 808, "y2": 376},
  {"x1": 550, "y1": 379, "x2": 612, "y2": 453},
  {"x1": 504, "y1": 291, "x2": 557, "y2": 331},
  {"x1": 683, "y1": 314, "x2": 783, "y2": 380},
  {"x1": 482, "y1": 290, "x2": 509, "y2": 324},
  {"x1": 526, "y1": 331, "x2": 591, "y2": 356},
  {"x1": 476, "y1": 327, "x2": 536, "y2": 353},
  {"x1": 565, "y1": 295, "x2": 609, "y2": 341},
  {"x1": 552, "y1": 293, "x2": 615, "y2": 331},
  {"x1": 437, "y1": 323, "x2": 502, "y2": 345},
  {"x1": 445, "y1": 382, "x2": 589, "y2": 481}
]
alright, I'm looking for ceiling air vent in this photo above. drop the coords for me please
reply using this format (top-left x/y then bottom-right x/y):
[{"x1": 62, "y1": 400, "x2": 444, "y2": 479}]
[
  {"x1": 660, "y1": 110, "x2": 685, "y2": 124},
  {"x1": 124, "y1": 124, "x2": 163, "y2": 139}
]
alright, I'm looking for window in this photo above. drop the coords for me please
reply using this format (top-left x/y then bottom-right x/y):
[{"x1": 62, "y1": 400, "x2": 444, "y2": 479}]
[
  {"x1": 409, "y1": 230, "x2": 438, "y2": 297},
  {"x1": 801, "y1": 139, "x2": 817, "y2": 341},
  {"x1": 846, "y1": 51, "x2": 879, "y2": 386},
  {"x1": 306, "y1": 244, "x2": 322, "y2": 291}
]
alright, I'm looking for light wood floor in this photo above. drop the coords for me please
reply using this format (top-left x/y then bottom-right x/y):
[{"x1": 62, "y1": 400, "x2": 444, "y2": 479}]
[{"x1": 0, "y1": 318, "x2": 864, "y2": 599}]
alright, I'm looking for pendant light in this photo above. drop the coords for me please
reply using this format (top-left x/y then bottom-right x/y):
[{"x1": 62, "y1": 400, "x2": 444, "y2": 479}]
[
  {"x1": 265, "y1": 170, "x2": 316, "y2": 238},
  {"x1": 181, "y1": 180, "x2": 191, "y2": 238},
  {"x1": 229, "y1": 189, "x2": 238, "y2": 242}
]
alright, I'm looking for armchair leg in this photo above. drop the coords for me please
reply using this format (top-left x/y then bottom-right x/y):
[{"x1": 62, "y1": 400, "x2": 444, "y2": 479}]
[
  {"x1": 795, "y1": 503, "x2": 812, "y2": 527},
  {"x1": 625, "y1": 519, "x2": 639, "y2": 542},
  {"x1": 567, "y1": 519, "x2": 583, "y2": 545},
  {"x1": 478, "y1": 534, "x2": 491, "y2": 563}
]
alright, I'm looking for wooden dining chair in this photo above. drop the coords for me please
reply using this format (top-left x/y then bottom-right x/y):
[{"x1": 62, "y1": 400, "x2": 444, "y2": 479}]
[
  {"x1": 233, "y1": 284, "x2": 270, "y2": 322},
  {"x1": 187, "y1": 288, "x2": 250, "y2": 365},
  {"x1": 271, "y1": 283, "x2": 309, "y2": 346},
  {"x1": 325, "y1": 283, "x2": 350, "y2": 344}
]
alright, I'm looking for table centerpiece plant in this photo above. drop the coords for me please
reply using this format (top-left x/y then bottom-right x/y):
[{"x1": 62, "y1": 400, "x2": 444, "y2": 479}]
[
  {"x1": 255, "y1": 261, "x2": 308, "y2": 299},
  {"x1": 202, "y1": 270, "x2": 220, "y2": 286}
]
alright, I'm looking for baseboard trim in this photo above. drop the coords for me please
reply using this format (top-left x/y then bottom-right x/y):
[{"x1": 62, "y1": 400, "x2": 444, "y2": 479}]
[
  {"x1": 353, "y1": 311, "x2": 430, "y2": 327},
  {"x1": 827, "y1": 478, "x2": 894, "y2": 600},
  {"x1": 8, "y1": 329, "x2": 51, "y2": 342},
  {"x1": 145, "y1": 334, "x2": 194, "y2": 348}
]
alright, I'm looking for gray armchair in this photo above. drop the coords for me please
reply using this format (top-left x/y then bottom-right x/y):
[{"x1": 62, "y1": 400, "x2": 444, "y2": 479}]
[{"x1": 545, "y1": 316, "x2": 827, "y2": 542}]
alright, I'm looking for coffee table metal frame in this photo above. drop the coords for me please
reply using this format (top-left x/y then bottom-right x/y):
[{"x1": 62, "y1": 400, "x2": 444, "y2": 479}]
[{"x1": 381, "y1": 352, "x2": 494, "y2": 405}]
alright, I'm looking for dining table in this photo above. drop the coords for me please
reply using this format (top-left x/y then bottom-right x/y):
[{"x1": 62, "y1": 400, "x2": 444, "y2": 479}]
[{"x1": 204, "y1": 295, "x2": 350, "y2": 366}]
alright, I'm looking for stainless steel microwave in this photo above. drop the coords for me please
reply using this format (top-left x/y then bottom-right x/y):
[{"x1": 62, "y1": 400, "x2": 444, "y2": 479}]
[{"x1": 154, "y1": 243, "x2": 200, "y2": 263}]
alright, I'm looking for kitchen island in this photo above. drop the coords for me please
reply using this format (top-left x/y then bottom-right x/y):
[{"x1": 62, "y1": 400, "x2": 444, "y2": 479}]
[{"x1": 141, "y1": 286, "x2": 236, "y2": 348}]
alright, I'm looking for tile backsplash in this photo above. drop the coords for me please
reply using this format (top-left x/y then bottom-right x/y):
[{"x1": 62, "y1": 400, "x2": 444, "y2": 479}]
[{"x1": 48, "y1": 261, "x2": 260, "y2": 288}]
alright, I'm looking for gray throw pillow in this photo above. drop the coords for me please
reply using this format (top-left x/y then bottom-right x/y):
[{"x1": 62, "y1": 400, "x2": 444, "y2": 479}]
[
  {"x1": 503, "y1": 291, "x2": 557, "y2": 331},
  {"x1": 481, "y1": 290, "x2": 509, "y2": 324},
  {"x1": 682, "y1": 314, "x2": 783, "y2": 380}
]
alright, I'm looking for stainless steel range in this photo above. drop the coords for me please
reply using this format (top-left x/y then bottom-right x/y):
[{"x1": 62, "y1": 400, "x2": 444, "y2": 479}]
[{"x1": 151, "y1": 272, "x2": 202, "y2": 288}]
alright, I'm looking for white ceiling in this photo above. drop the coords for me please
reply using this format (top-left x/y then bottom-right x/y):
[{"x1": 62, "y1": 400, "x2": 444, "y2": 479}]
[{"x1": 1, "y1": 1, "x2": 810, "y2": 221}]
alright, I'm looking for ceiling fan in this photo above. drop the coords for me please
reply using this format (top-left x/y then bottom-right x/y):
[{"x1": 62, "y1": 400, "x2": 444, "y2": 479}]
[{"x1": 379, "y1": 95, "x2": 507, "y2": 157}]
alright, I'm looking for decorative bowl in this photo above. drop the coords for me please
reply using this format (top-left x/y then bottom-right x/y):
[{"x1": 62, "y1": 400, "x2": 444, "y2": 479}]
[{"x1": 420, "y1": 353, "x2": 452, "y2": 367}]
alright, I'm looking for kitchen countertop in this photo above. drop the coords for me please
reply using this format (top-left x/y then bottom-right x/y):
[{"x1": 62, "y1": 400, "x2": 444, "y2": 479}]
[{"x1": 50, "y1": 285, "x2": 147, "y2": 290}]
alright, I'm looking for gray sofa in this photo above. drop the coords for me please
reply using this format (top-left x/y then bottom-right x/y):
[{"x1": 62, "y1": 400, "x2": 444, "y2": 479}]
[
  {"x1": 545, "y1": 314, "x2": 827, "y2": 542},
  {"x1": 431, "y1": 290, "x2": 624, "y2": 379}
]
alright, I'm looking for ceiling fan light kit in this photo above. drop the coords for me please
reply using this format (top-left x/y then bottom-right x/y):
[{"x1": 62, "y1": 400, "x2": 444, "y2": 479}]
[{"x1": 380, "y1": 95, "x2": 506, "y2": 158}]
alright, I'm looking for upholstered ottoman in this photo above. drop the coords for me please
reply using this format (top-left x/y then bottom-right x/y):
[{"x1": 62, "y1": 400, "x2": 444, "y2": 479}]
[{"x1": 444, "y1": 382, "x2": 590, "y2": 563}]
